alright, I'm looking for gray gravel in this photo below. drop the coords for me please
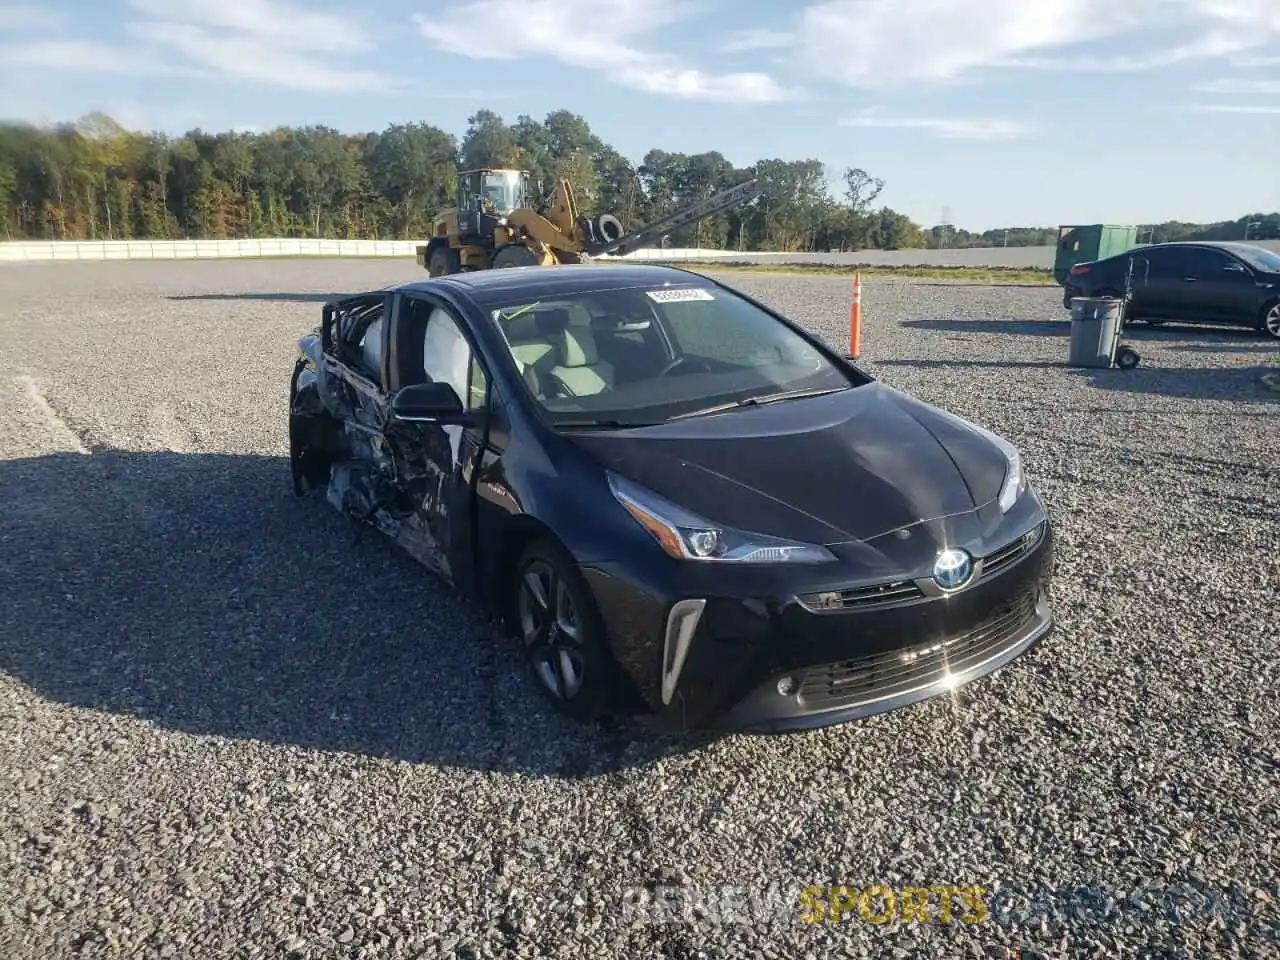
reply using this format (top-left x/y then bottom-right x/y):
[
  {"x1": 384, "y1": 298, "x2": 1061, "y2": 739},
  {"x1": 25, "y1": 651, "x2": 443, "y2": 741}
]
[{"x1": 1, "y1": 258, "x2": 1278, "y2": 959}]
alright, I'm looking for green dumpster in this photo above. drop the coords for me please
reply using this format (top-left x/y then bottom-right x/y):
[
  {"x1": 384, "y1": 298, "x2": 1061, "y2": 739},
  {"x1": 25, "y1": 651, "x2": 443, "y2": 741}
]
[{"x1": 1053, "y1": 224, "x2": 1140, "y2": 285}]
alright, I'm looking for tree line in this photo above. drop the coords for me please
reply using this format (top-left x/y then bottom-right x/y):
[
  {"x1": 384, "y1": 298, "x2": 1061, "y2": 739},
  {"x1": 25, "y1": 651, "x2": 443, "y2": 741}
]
[{"x1": 0, "y1": 110, "x2": 1274, "y2": 250}]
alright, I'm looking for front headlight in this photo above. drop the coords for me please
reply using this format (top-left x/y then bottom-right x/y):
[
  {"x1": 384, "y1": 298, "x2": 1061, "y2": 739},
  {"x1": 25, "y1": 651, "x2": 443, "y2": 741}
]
[
  {"x1": 964, "y1": 421, "x2": 1027, "y2": 512},
  {"x1": 606, "y1": 471, "x2": 837, "y2": 564}
]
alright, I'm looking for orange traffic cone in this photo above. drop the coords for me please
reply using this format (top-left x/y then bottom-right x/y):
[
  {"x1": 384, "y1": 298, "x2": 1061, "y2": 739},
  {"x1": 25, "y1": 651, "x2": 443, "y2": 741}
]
[{"x1": 850, "y1": 271, "x2": 863, "y2": 359}]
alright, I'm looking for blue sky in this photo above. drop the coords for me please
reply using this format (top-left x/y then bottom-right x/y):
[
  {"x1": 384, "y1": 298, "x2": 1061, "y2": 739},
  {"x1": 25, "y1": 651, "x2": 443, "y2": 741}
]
[{"x1": 1, "y1": 0, "x2": 1278, "y2": 231}]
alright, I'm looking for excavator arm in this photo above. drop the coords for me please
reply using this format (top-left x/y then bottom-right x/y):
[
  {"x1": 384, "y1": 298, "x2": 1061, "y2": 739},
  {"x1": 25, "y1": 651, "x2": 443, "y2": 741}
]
[{"x1": 582, "y1": 178, "x2": 762, "y2": 258}]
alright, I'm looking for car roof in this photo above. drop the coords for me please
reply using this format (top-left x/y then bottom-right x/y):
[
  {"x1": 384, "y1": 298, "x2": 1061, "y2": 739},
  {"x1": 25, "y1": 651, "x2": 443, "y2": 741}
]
[
  {"x1": 1119, "y1": 240, "x2": 1256, "y2": 255},
  {"x1": 387, "y1": 262, "x2": 720, "y2": 305}
]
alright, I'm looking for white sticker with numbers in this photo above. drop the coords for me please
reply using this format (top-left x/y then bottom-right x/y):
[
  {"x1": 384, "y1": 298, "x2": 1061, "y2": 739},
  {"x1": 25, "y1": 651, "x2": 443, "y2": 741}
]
[{"x1": 645, "y1": 287, "x2": 715, "y2": 303}]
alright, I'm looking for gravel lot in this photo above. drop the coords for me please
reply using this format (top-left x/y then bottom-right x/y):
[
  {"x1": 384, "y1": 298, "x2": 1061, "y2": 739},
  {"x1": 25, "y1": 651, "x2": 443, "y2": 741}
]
[{"x1": 1, "y1": 259, "x2": 1277, "y2": 959}]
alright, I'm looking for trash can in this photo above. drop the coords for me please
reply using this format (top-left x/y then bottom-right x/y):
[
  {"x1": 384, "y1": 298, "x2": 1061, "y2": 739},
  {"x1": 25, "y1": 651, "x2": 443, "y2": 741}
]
[{"x1": 1068, "y1": 297, "x2": 1123, "y2": 368}]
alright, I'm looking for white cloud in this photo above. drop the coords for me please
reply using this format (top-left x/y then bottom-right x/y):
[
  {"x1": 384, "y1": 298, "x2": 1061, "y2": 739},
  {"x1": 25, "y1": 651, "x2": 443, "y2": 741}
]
[
  {"x1": 124, "y1": 0, "x2": 396, "y2": 91},
  {"x1": 1230, "y1": 53, "x2": 1280, "y2": 67},
  {"x1": 413, "y1": 0, "x2": 800, "y2": 103},
  {"x1": 1193, "y1": 77, "x2": 1280, "y2": 94},
  {"x1": 794, "y1": 0, "x2": 1129, "y2": 86},
  {"x1": 839, "y1": 111, "x2": 1032, "y2": 140},
  {"x1": 128, "y1": 0, "x2": 364, "y2": 52},
  {"x1": 764, "y1": 0, "x2": 1280, "y2": 87},
  {"x1": 0, "y1": 40, "x2": 191, "y2": 75},
  {"x1": 0, "y1": 3, "x2": 65, "y2": 30},
  {"x1": 0, "y1": 0, "x2": 398, "y2": 91},
  {"x1": 719, "y1": 28, "x2": 795, "y2": 53},
  {"x1": 1001, "y1": 32, "x2": 1256, "y2": 72},
  {"x1": 1192, "y1": 103, "x2": 1280, "y2": 113}
]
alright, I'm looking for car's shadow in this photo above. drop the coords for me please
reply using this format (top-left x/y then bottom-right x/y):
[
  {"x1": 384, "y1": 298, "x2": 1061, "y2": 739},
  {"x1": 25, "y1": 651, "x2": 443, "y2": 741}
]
[
  {"x1": 168, "y1": 293, "x2": 347, "y2": 303},
  {"x1": 0, "y1": 450, "x2": 717, "y2": 778}
]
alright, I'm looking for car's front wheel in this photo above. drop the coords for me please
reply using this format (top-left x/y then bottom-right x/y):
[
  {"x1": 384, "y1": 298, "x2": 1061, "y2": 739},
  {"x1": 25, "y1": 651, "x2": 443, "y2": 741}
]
[
  {"x1": 427, "y1": 244, "x2": 461, "y2": 277},
  {"x1": 1260, "y1": 300, "x2": 1280, "y2": 340},
  {"x1": 512, "y1": 539, "x2": 612, "y2": 722}
]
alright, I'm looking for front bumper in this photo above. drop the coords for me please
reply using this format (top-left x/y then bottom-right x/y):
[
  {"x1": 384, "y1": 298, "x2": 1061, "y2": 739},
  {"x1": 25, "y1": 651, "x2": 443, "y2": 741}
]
[
  {"x1": 713, "y1": 585, "x2": 1052, "y2": 732},
  {"x1": 582, "y1": 505, "x2": 1055, "y2": 733}
]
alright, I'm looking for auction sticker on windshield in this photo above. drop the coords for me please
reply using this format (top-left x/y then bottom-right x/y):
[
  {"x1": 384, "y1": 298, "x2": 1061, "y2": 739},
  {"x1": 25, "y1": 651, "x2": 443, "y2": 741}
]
[{"x1": 646, "y1": 288, "x2": 715, "y2": 303}]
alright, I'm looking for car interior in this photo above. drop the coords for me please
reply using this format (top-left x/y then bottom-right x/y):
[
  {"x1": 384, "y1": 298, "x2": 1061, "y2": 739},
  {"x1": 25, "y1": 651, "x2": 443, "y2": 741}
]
[
  {"x1": 357, "y1": 297, "x2": 474, "y2": 399},
  {"x1": 499, "y1": 302, "x2": 670, "y2": 400},
  {"x1": 491, "y1": 292, "x2": 847, "y2": 417}
]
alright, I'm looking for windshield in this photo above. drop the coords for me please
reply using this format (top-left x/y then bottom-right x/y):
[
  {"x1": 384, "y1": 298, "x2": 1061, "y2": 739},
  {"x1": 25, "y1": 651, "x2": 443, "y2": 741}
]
[
  {"x1": 487, "y1": 283, "x2": 862, "y2": 426},
  {"x1": 481, "y1": 170, "x2": 525, "y2": 214},
  {"x1": 1234, "y1": 244, "x2": 1280, "y2": 272}
]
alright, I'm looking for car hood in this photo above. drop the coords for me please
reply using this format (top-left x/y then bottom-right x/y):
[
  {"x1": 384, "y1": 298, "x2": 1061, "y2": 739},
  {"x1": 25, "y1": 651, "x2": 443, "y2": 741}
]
[{"x1": 566, "y1": 382, "x2": 1012, "y2": 546}]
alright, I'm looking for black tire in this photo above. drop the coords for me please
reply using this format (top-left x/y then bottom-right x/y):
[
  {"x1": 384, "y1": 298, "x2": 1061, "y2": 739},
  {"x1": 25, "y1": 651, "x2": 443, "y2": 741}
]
[
  {"x1": 1260, "y1": 299, "x2": 1280, "y2": 340},
  {"x1": 1115, "y1": 346, "x2": 1140, "y2": 369},
  {"x1": 594, "y1": 213, "x2": 625, "y2": 244},
  {"x1": 427, "y1": 243, "x2": 461, "y2": 277},
  {"x1": 511, "y1": 538, "x2": 612, "y2": 722},
  {"x1": 492, "y1": 243, "x2": 541, "y2": 269}
]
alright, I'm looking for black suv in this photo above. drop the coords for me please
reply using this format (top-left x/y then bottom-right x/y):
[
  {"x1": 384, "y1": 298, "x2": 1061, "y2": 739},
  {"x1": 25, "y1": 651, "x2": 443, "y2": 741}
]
[{"x1": 1062, "y1": 241, "x2": 1280, "y2": 340}]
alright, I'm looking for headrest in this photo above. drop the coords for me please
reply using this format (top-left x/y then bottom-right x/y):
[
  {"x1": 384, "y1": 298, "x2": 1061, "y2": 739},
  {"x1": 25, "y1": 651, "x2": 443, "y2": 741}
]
[
  {"x1": 534, "y1": 308, "x2": 572, "y2": 337},
  {"x1": 503, "y1": 306, "x2": 569, "y2": 343},
  {"x1": 558, "y1": 325, "x2": 599, "y2": 366}
]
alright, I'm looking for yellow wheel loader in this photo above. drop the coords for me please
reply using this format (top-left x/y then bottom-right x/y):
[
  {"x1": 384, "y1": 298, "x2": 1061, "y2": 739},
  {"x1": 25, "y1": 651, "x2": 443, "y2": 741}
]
[{"x1": 416, "y1": 168, "x2": 760, "y2": 276}]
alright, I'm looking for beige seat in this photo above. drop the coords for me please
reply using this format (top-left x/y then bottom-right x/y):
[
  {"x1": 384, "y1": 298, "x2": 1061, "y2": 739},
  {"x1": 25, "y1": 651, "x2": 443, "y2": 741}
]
[
  {"x1": 548, "y1": 325, "x2": 614, "y2": 397},
  {"x1": 505, "y1": 308, "x2": 573, "y2": 398},
  {"x1": 511, "y1": 340, "x2": 555, "y2": 373}
]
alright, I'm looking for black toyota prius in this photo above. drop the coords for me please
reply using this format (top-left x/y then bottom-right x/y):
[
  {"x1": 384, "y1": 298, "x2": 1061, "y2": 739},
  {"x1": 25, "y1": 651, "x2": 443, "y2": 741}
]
[{"x1": 288, "y1": 263, "x2": 1055, "y2": 733}]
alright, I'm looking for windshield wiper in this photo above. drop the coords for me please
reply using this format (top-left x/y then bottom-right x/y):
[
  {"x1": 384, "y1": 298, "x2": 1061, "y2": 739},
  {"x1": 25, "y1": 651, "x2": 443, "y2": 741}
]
[
  {"x1": 670, "y1": 387, "x2": 847, "y2": 421},
  {"x1": 555, "y1": 418, "x2": 656, "y2": 430}
]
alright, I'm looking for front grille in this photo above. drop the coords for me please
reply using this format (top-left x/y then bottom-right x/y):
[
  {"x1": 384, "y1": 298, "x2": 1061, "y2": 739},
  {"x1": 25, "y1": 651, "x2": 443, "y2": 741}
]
[
  {"x1": 979, "y1": 521, "x2": 1045, "y2": 581},
  {"x1": 798, "y1": 579, "x2": 925, "y2": 612},
  {"x1": 796, "y1": 591, "x2": 1039, "y2": 709},
  {"x1": 797, "y1": 521, "x2": 1045, "y2": 614}
]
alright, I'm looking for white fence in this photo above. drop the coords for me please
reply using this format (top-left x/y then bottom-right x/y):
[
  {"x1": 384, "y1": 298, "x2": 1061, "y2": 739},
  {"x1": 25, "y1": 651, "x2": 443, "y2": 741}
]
[
  {"x1": 0, "y1": 239, "x2": 786, "y2": 263},
  {"x1": 0, "y1": 238, "x2": 423, "y2": 262}
]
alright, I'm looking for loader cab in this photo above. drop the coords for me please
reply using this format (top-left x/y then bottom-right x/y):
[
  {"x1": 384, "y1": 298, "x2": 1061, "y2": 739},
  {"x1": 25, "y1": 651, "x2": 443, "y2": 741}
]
[{"x1": 458, "y1": 169, "x2": 532, "y2": 238}]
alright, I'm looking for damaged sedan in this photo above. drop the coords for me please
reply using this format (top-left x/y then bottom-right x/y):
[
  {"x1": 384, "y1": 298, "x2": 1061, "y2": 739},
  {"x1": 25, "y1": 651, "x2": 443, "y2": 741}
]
[{"x1": 288, "y1": 264, "x2": 1054, "y2": 732}]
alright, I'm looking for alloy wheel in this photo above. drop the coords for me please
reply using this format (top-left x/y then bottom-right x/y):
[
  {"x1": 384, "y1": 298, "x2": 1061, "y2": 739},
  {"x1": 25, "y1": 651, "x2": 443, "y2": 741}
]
[
  {"x1": 1264, "y1": 303, "x2": 1280, "y2": 340},
  {"x1": 517, "y1": 559, "x2": 586, "y2": 701}
]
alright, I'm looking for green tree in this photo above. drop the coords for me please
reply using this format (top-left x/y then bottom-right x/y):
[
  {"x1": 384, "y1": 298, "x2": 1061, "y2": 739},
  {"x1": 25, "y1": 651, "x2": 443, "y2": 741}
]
[
  {"x1": 365, "y1": 122, "x2": 458, "y2": 238},
  {"x1": 7, "y1": 108, "x2": 1264, "y2": 254},
  {"x1": 459, "y1": 110, "x2": 519, "y2": 169}
]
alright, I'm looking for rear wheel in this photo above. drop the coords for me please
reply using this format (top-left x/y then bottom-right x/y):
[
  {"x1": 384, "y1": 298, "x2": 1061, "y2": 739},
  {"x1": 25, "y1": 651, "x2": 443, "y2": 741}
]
[
  {"x1": 512, "y1": 539, "x2": 612, "y2": 722},
  {"x1": 1260, "y1": 300, "x2": 1280, "y2": 340},
  {"x1": 427, "y1": 244, "x2": 461, "y2": 277}
]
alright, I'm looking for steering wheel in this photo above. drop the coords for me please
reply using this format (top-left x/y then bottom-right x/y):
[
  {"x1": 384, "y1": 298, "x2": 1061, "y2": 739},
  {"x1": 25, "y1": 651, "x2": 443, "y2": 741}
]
[{"x1": 657, "y1": 355, "x2": 713, "y2": 378}]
